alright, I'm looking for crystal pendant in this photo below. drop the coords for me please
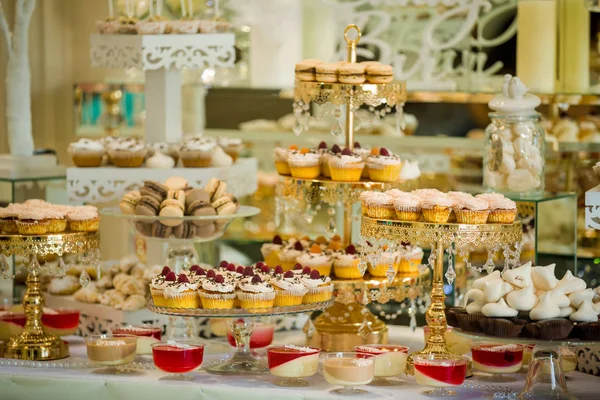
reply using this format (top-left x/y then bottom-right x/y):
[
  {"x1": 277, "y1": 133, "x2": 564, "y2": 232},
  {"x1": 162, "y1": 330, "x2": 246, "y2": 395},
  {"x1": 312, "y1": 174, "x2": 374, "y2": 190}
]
[
  {"x1": 79, "y1": 269, "x2": 90, "y2": 287},
  {"x1": 330, "y1": 117, "x2": 343, "y2": 137},
  {"x1": 357, "y1": 260, "x2": 367, "y2": 276},
  {"x1": 95, "y1": 264, "x2": 102, "y2": 280},
  {"x1": 29, "y1": 256, "x2": 41, "y2": 272},
  {"x1": 292, "y1": 118, "x2": 303, "y2": 136},
  {"x1": 484, "y1": 252, "x2": 495, "y2": 274},
  {"x1": 327, "y1": 206, "x2": 336, "y2": 216},
  {"x1": 303, "y1": 318, "x2": 316, "y2": 338},
  {"x1": 386, "y1": 262, "x2": 396, "y2": 284},
  {"x1": 304, "y1": 204, "x2": 314, "y2": 224},
  {"x1": 326, "y1": 217, "x2": 336, "y2": 235},
  {"x1": 0, "y1": 255, "x2": 9, "y2": 277},
  {"x1": 56, "y1": 257, "x2": 67, "y2": 278},
  {"x1": 445, "y1": 250, "x2": 456, "y2": 285},
  {"x1": 409, "y1": 299, "x2": 417, "y2": 332}
]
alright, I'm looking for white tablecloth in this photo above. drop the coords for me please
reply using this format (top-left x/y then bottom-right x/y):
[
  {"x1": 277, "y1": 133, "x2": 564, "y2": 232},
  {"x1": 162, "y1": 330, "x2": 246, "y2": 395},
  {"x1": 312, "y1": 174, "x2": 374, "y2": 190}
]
[{"x1": 1, "y1": 326, "x2": 599, "y2": 400}]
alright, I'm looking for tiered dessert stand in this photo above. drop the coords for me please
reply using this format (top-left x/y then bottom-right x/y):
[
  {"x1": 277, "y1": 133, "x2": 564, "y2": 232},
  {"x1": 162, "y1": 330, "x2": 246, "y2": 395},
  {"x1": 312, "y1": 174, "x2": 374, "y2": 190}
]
[
  {"x1": 281, "y1": 25, "x2": 432, "y2": 350},
  {"x1": 360, "y1": 217, "x2": 523, "y2": 369},
  {"x1": 0, "y1": 231, "x2": 100, "y2": 360}
]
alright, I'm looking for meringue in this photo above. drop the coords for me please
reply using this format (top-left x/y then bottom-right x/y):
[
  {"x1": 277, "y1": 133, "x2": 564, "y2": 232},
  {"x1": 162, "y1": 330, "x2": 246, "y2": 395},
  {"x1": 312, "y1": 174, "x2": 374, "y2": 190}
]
[
  {"x1": 473, "y1": 271, "x2": 501, "y2": 291},
  {"x1": 464, "y1": 289, "x2": 485, "y2": 314},
  {"x1": 502, "y1": 262, "x2": 532, "y2": 288},
  {"x1": 555, "y1": 270, "x2": 586, "y2": 295},
  {"x1": 570, "y1": 300, "x2": 599, "y2": 323},
  {"x1": 211, "y1": 146, "x2": 233, "y2": 167},
  {"x1": 146, "y1": 151, "x2": 175, "y2": 168},
  {"x1": 483, "y1": 279, "x2": 514, "y2": 303},
  {"x1": 481, "y1": 298, "x2": 518, "y2": 318},
  {"x1": 569, "y1": 289, "x2": 594, "y2": 309},
  {"x1": 559, "y1": 307, "x2": 574, "y2": 318},
  {"x1": 530, "y1": 292, "x2": 560, "y2": 321},
  {"x1": 531, "y1": 264, "x2": 558, "y2": 291},
  {"x1": 506, "y1": 285, "x2": 538, "y2": 311}
]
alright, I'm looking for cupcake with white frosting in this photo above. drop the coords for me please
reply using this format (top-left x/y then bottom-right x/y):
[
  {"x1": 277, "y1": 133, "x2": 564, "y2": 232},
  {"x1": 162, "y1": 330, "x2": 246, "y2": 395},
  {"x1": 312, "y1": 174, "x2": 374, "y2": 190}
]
[
  {"x1": 68, "y1": 139, "x2": 105, "y2": 167},
  {"x1": 419, "y1": 192, "x2": 454, "y2": 223},
  {"x1": 270, "y1": 270, "x2": 308, "y2": 306},
  {"x1": 218, "y1": 137, "x2": 243, "y2": 161},
  {"x1": 199, "y1": 273, "x2": 236, "y2": 309},
  {"x1": 333, "y1": 245, "x2": 362, "y2": 279},
  {"x1": 67, "y1": 206, "x2": 99, "y2": 232},
  {"x1": 107, "y1": 138, "x2": 147, "y2": 168},
  {"x1": 16, "y1": 208, "x2": 49, "y2": 235},
  {"x1": 476, "y1": 193, "x2": 517, "y2": 224},
  {"x1": 273, "y1": 145, "x2": 295, "y2": 176},
  {"x1": 360, "y1": 191, "x2": 395, "y2": 219},
  {"x1": 392, "y1": 192, "x2": 421, "y2": 221},
  {"x1": 328, "y1": 148, "x2": 365, "y2": 182},
  {"x1": 288, "y1": 148, "x2": 321, "y2": 179},
  {"x1": 301, "y1": 270, "x2": 333, "y2": 304},
  {"x1": 366, "y1": 147, "x2": 402, "y2": 183},
  {"x1": 236, "y1": 274, "x2": 276, "y2": 309},
  {"x1": 180, "y1": 138, "x2": 216, "y2": 167},
  {"x1": 296, "y1": 244, "x2": 333, "y2": 277}
]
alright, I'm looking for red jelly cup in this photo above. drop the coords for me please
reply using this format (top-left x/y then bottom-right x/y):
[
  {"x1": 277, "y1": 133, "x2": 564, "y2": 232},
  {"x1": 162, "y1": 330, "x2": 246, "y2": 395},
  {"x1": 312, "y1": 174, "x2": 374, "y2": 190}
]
[
  {"x1": 413, "y1": 354, "x2": 468, "y2": 397},
  {"x1": 472, "y1": 343, "x2": 524, "y2": 374},
  {"x1": 227, "y1": 322, "x2": 274, "y2": 349},
  {"x1": 152, "y1": 341, "x2": 205, "y2": 380},
  {"x1": 41, "y1": 309, "x2": 80, "y2": 337},
  {"x1": 266, "y1": 345, "x2": 321, "y2": 386}
]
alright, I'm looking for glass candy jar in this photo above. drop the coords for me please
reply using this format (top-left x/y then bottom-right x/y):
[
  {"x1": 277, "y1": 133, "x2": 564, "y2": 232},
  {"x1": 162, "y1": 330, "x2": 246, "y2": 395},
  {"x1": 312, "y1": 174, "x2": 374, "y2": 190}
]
[{"x1": 483, "y1": 75, "x2": 545, "y2": 199}]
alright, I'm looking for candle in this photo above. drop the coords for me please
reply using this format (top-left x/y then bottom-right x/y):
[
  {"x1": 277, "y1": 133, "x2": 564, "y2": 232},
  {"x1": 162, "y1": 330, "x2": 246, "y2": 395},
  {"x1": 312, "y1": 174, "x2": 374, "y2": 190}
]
[
  {"x1": 180, "y1": 0, "x2": 186, "y2": 17},
  {"x1": 516, "y1": 0, "x2": 557, "y2": 93},
  {"x1": 157, "y1": 0, "x2": 163, "y2": 15},
  {"x1": 108, "y1": 0, "x2": 114, "y2": 17},
  {"x1": 558, "y1": 0, "x2": 590, "y2": 92}
]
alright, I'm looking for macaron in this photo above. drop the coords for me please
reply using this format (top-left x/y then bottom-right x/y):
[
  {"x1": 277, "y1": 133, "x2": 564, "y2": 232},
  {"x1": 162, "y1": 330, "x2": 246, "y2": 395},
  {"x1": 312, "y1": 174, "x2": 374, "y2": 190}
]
[
  {"x1": 174, "y1": 222, "x2": 196, "y2": 239},
  {"x1": 134, "y1": 196, "x2": 161, "y2": 216},
  {"x1": 140, "y1": 181, "x2": 168, "y2": 202},
  {"x1": 360, "y1": 61, "x2": 381, "y2": 69},
  {"x1": 315, "y1": 63, "x2": 339, "y2": 83},
  {"x1": 159, "y1": 199, "x2": 184, "y2": 227},
  {"x1": 366, "y1": 63, "x2": 393, "y2": 84},
  {"x1": 135, "y1": 222, "x2": 153, "y2": 237},
  {"x1": 204, "y1": 178, "x2": 227, "y2": 202},
  {"x1": 185, "y1": 188, "x2": 210, "y2": 208},
  {"x1": 164, "y1": 176, "x2": 188, "y2": 190},
  {"x1": 195, "y1": 222, "x2": 217, "y2": 239},
  {"x1": 338, "y1": 62, "x2": 365, "y2": 84},
  {"x1": 295, "y1": 59, "x2": 322, "y2": 82},
  {"x1": 212, "y1": 195, "x2": 238, "y2": 216},
  {"x1": 119, "y1": 190, "x2": 141, "y2": 215},
  {"x1": 152, "y1": 222, "x2": 172, "y2": 238},
  {"x1": 166, "y1": 189, "x2": 185, "y2": 208},
  {"x1": 187, "y1": 200, "x2": 216, "y2": 226}
]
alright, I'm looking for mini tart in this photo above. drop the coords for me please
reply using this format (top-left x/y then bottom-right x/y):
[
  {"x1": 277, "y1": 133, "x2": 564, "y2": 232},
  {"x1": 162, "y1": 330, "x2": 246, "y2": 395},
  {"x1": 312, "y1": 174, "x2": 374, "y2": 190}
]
[
  {"x1": 333, "y1": 254, "x2": 362, "y2": 279},
  {"x1": 366, "y1": 153, "x2": 402, "y2": 183},
  {"x1": 288, "y1": 151, "x2": 320, "y2": 179},
  {"x1": 199, "y1": 277, "x2": 236, "y2": 309},
  {"x1": 367, "y1": 251, "x2": 399, "y2": 277},
  {"x1": 273, "y1": 147, "x2": 292, "y2": 176},
  {"x1": 237, "y1": 278, "x2": 276, "y2": 311},
  {"x1": 328, "y1": 152, "x2": 365, "y2": 182},
  {"x1": 301, "y1": 276, "x2": 333, "y2": 304},
  {"x1": 360, "y1": 192, "x2": 395, "y2": 219}
]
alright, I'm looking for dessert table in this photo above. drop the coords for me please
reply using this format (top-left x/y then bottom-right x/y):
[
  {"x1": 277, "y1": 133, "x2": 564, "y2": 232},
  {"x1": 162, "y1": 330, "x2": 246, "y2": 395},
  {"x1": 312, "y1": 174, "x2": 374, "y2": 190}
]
[{"x1": 0, "y1": 326, "x2": 599, "y2": 400}]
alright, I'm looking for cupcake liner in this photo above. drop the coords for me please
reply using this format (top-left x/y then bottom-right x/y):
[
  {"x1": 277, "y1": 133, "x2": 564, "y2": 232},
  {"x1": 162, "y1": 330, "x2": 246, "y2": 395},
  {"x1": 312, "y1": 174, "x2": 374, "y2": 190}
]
[
  {"x1": 365, "y1": 204, "x2": 396, "y2": 219},
  {"x1": 163, "y1": 291, "x2": 200, "y2": 309},
  {"x1": 69, "y1": 218, "x2": 100, "y2": 232},
  {"x1": 16, "y1": 220, "x2": 49, "y2": 235},
  {"x1": 199, "y1": 292, "x2": 236, "y2": 309},
  {"x1": 456, "y1": 312, "x2": 484, "y2": 333},
  {"x1": 334, "y1": 264, "x2": 363, "y2": 279},
  {"x1": 398, "y1": 258, "x2": 421, "y2": 275},
  {"x1": 422, "y1": 206, "x2": 452, "y2": 223},
  {"x1": 330, "y1": 163, "x2": 365, "y2": 182},
  {"x1": 274, "y1": 289, "x2": 306, "y2": 307},
  {"x1": 275, "y1": 161, "x2": 291, "y2": 175},
  {"x1": 368, "y1": 262, "x2": 399, "y2": 278},
  {"x1": 108, "y1": 149, "x2": 147, "y2": 168},
  {"x1": 237, "y1": 291, "x2": 276, "y2": 310},
  {"x1": 47, "y1": 219, "x2": 67, "y2": 233},
  {"x1": 150, "y1": 289, "x2": 166, "y2": 307},
  {"x1": 455, "y1": 209, "x2": 490, "y2": 224},
  {"x1": 574, "y1": 321, "x2": 600, "y2": 340},
  {"x1": 367, "y1": 163, "x2": 401, "y2": 183},
  {"x1": 478, "y1": 317, "x2": 526, "y2": 337},
  {"x1": 445, "y1": 308, "x2": 465, "y2": 328},
  {"x1": 0, "y1": 219, "x2": 18, "y2": 234},
  {"x1": 394, "y1": 206, "x2": 421, "y2": 222},
  {"x1": 181, "y1": 151, "x2": 212, "y2": 168},
  {"x1": 488, "y1": 209, "x2": 517, "y2": 224},
  {"x1": 303, "y1": 284, "x2": 334, "y2": 304},
  {"x1": 289, "y1": 165, "x2": 320, "y2": 179},
  {"x1": 69, "y1": 149, "x2": 104, "y2": 167},
  {"x1": 321, "y1": 156, "x2": 332, "y2": 177},
  {"x1": 529, "y1": 319, "x2": 574, "y2": 340}
]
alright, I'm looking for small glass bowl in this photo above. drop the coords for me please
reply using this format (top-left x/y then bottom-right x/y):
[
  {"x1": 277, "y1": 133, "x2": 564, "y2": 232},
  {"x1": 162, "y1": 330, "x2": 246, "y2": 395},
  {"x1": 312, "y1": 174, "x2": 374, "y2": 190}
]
[
  {"x1": 151, "y1": 340, "x2": 205, "y2": 381},
  {"x1": 322, "y1": 351, "x2": 376, "y2": 396},
  {"x1": 267, "y1": 345, "x2": 321, "y2": 387}
]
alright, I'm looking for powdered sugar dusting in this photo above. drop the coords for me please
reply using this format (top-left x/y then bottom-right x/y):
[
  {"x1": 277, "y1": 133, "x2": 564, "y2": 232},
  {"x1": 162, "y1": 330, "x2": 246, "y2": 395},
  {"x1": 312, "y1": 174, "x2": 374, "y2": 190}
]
[
  {"x1": 167, "y1": 340, "x2": 194, "y2": 349},
  {"x1": 355, "y1": 346, "x2": 390, "y2": 354},
  {"x1": 351, "y1": 358, "x2": 373, "y2": 367},
  {"x1": 284, "y1": 344, "x2": 315, "y2": 353},
  {"x1": 96, "y1": 340, "x2": 127, "y2": 346},
  {"x1": 484, "y1": 345, "x2": 520, "y2": 353}
]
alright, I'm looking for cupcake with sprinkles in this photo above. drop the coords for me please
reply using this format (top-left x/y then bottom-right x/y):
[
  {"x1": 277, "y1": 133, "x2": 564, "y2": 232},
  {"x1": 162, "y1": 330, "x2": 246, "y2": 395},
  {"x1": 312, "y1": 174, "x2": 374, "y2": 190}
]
[
  {"x1": 328, "y1": 148, "x2": 365, "y2": 182},
  {"x1": 366, "y1": 147, "x2": 403, "y2": 183}
]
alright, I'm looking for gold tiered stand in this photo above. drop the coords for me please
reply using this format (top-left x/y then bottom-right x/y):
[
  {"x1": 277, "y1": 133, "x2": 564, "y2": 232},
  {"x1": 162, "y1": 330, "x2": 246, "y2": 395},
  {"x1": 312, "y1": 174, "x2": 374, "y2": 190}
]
[
  {"x1": 0, "y1": 232, "x2": 100, "y2": 360},
  {"x1": 360, "y1": 217, "x2": 522, "y2": 369}
]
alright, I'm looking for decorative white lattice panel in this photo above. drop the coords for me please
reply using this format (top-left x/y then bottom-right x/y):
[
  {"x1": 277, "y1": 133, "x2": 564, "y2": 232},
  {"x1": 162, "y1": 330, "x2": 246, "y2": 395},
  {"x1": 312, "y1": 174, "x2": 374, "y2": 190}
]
[
  {"x1": 67, "y1": 158, "x2": 258, "y2": 204},
  {"x1": 585, "y1": 184, "x2": 600, "y2": 230},
  {"x1": 90, "y1": 33, "x2": 236, "y2": 70}
]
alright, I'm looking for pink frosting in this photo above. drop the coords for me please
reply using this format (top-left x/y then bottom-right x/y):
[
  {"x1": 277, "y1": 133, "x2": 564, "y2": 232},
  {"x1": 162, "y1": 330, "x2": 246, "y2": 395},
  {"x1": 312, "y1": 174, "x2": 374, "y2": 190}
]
[
  {"x1": 67, "y1": 206, "x2": 98, "y2": 221},
  {"x1": 412, "y1": 189, "x2": 443, "y2": 198},
  {"x1": 362, "y1": 192, "x2": 394, "y2": 206},
  {"x1": 18, "y1": 208, "x2": 48, "y2": 220},
  {"x1": 393, "y1": 193, "x2": 421, "y2": 208},
  {"x1": 456, "y1": 197, "x2": 489, "y2": 211},
  {"x1": 420, "y1": 193, "x2": 453, "y2": 208},
  {"x1": 476, "y1": 193, "x2": 516, "y2": 210}
]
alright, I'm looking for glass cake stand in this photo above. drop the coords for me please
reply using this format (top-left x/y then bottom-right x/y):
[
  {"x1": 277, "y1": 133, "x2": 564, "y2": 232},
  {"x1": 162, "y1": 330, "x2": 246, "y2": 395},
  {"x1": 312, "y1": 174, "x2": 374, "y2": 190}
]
[
  {"x1": 148, "y1": 299, "x2": 334, "y2": 375},
  {"x1": 453, "y1": 328, "x2": 597, "y2": 400}
]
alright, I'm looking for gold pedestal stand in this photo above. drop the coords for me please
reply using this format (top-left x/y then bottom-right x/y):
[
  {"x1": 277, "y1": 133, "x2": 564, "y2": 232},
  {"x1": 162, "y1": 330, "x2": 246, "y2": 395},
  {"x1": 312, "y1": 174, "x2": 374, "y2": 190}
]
[
  {"x1": 360, "y1": 217, "x2": 522, "y2": 371},
  {"x1": 0, "y1": 232, "x2": 100, "y2": 361}
]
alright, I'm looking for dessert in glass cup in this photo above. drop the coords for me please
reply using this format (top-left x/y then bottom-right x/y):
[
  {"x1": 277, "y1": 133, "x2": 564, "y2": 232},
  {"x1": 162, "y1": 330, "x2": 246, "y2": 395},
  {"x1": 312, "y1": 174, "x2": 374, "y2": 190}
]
[
  {"x1": 267, "y1": 345, "x2": 321, "y2": 387},
  {"x1": 413, "y1": 354, "x2": 468, "y2": 397},
  {"x1": 152, "y1": 340, "x2": 205, "y2": 381},
  {"x1": 322, "y1": 352, "x2": 376, "y2": 396}
]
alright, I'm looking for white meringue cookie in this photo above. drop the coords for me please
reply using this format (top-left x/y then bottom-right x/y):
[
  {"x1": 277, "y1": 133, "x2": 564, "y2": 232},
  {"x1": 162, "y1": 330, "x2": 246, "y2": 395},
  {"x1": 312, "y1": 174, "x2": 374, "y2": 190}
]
[
  {"x1": 530, "y1": 292, "x2": 561, "y2": 321},
  {"x1": 211, "y1": 146, "x2": 233, "y2": 167},
  {"x1": 570, "y1": 300, "x2": 598, "y2": 322},
  {"x1": 499, "y1": 154, "x2": 516, "y2": 175},
  {"x1": 559, "y1": 307, "x2": 574, "y2": 318},
  {"x1": 502, "y1": 142, "x2": 515, "y2": 156},
  {"x1": 594, "y1": 302, "x2": 600, "y2": 315},
  {"x1": 555, "y1": 271, "x2": 586, "y2": 295},
  {"x1": 569, "y1": 289, "x2": 594, "y2": 309},
  {"x1": 499, "y1": 128, "x2": 513, "y2": 142},
  {"x1": 507, "y1": 169, "x2": 539, "y2": 192},
  {"x1": 549, "y1": 288, "x2": 571, "y2": 308},
  {"x1": 502, "y1": 262, "x2": 533, "y2": 289},
  {"x1": 473, "y1": 271, "x2": 502, "y2": 291},
  {"x1": 506, "y1": 285, "x2": 538, "y2": 311},
  {"x1": 481, "y1": 298, "x2": 518, "y2": 318},
  {"x1": 531, "y1": 264, "x2": 558, "y2": 291},
  {"x1": 483, "y1": 279, "x2": 514, "y2": 303},
  {"x1": 146, "y1": 151, "x2": 175, "y2": 168},
  {"x1": 484, "y1": 168, "x2": 507, "y2": 190},
  {"x1": 464, "y1": 288, "x2": 485, "y2": 315}
]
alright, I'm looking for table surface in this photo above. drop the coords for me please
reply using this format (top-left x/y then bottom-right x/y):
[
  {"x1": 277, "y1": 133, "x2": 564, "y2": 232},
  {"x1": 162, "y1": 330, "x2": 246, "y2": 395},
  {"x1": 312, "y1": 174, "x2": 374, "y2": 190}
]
[{"x1": 1, "y1": 326, "x2": 599, "y2": 400}]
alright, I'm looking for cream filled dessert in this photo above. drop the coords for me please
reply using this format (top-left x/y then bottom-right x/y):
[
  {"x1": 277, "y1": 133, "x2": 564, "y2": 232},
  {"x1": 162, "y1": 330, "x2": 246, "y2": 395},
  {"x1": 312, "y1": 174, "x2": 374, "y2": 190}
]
[
  {"x1": 323, "y1": 356, "x2": 375, "y2": 386},
  {"x1": 267, "y1": 345, "x2": 320, "y2": 378},
  {"x1": 0, "y1": 312, "x2": 26, "y2": 340},
  {"x1": 112, "y1": 325, "x2": 162, "y2": 355},
  {"x1": 41, "y1": 309, "x2": 80, "y2": 337},
  {"x1": 413, "y1": 355, "x2": 467, "y2": 388},
  {"x1": 355, "y1": 345, "x2": 408, "y2": 377},
  {"x1": 472, "y1": 344, "x2": 524, "y2": 374},
  {"x1": 85, "y1": 335, "x2": 138, "y2": 366}
]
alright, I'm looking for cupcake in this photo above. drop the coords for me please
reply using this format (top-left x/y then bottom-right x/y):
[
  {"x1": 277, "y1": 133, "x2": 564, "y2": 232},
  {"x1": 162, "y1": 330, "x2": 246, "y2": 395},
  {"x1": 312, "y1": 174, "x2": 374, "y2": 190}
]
[
  {"x1": 0, "y1": 204, "x2": 21, "y2": 233},
  {"x1": 296, "y1": 244, "x2": 333, "y2": 277},
  {"x1": 360, "y1": 192, "x2": 395, "y2": 219},
  {"x1": 237, "y1": 274, "x2": 276, "y2": 310},
  {"x1": 476, "y1": 193, "x2": 517, "y2": 224},
  {"x1": 523, "y1": 319, "x2": 573, "y2": 340},
  {"x1": 44, "y1": 207, "x2": 68, "y2": 233},
  {"x1": 199, "y1": 273, "x2": 236, "y2": 309},
  {"x1": 320, "y1": 144, "x2": 341, "y2": 178},
  {"x1": 218, "y1": 137, "x2": 244, "y2": 161},
  {"x1": 397, "y1": 245, "x2": 424, "y2": 275},
  {"x1": 478, "y1": 317, "x2": 526, "y2": 338},
  {"x1": 288, "y1": 148, "x2": 321, "y2": 179},
  {"x1": 163, "y1": 272, "x2": 200, "y2": 309},
  {"x1": 107, "y1": 138, "x2": 147, "y2": 168},
  {"x1": 279, "y1": 240, "x2": 305, "y2": 271},
  {"x1": 301, "y1": 270, "x2": 333, "y2": 304},
  {"x1": 352, "y1": 142, "x2": 372, "y2": 179},
  {"x1": 393, "y1": 192, "x2": 421, "y2": 221},
  {"x1": 274, "y1": 146, "x2": 294, "y2": 175},
  {"x1": 366, "y1": 147, "x2": 402, "y2": 183},
  {"x1": 270, "y1": 270, "x2": 308, "y2": 307},
  {"x1": 260, "y1": 235, "x2": 285, "y2": 267},
  {"x1": 419, "y1": 192, "x2": 454, "y2": 223},
  {"x1": 180, "y1": 138, "x2": 216, "y2": 168},
  {"x1": 68, "y1": 139, "x2": 105, "y2": 167},
  {"x1": 150, "y1": 266, "x2": 172, "y2": 307},
  {"x1": 367, "y1": 247, "x2": 399, "y2": 277},
  {"x1": 333, "y1": 245, "x2": 362, "y2": 279},
  {"x1": 453, "y1": 196, "x2": 489, "y2": 224},
  {"x1": 328, "y1": 148, "x2": 365, "y2": 182},
  {"x1": 67, "y1": 206, "x2": 100, "y2": 232},
  {"x1": 16, "y1": 208, "x2": 49, "y2": 235}
]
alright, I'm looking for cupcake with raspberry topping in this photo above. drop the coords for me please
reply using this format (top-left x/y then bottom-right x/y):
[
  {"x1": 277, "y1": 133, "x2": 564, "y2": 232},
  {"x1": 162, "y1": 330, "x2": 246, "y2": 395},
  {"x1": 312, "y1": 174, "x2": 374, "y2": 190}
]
[
  {"x1": 333, "y1": 245, "x2": 363, "y2": 279},
  {"x1": 288, "y1": 148, "x2": 321, "y2": 179},
  {"x1": 279, "y1": 240, "x2": 305, "y2": 271},
  {"x1": 199, "y1": 273, "x2": 236, "y2": 309},
  {"x1": 271, "y1": 270, "x2": 308, "y2": 306},
  {"x1": 320, "y1": 144, "x2": 342, "y2": 178},
  {"x1": 352, "y1": 142, "x2": 372, "y2": 178},
  {"x1": 150, "y1": 266, "x2": 172, "y2": 307},
  {"x1": 367, "y1": 147, "x2": 402, "y2": 183},
  {"x1": 237, "y1": 274, "x2": 276, "y2": 310},
  {"x1": 274, "y1": 145, "x2": 297, "y2": 176},
  {"x1": 296, "y1": 244, "x2": 333, "y2": 277},
  {"x1": 328, "y1": 147, "x2": 365, "y2": 182},
  {"x1": 301, "y1": 270, "x2": 333, "y2": 304},
  {"x1": 261, "y1": 235, "x2": 285, "y2": 267},
  {"x1": 367, "y1": 245, "x2": 400, "y2": 277},
  {"x1": 163, "y1": 272, "x2": 200, "y2": 309}
]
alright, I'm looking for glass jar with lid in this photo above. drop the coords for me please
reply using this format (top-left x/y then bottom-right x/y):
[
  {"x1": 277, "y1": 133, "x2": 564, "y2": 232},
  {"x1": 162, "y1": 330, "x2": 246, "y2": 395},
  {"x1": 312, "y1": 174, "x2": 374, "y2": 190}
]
[{"x1": 483, "y1": 74, "x2": 545, "y2": 199}]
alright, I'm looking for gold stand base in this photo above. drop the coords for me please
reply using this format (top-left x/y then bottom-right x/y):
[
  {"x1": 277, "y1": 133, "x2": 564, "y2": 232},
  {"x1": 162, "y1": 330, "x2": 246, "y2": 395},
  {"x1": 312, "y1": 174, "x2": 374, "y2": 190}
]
[
  {"x1": 306, "y1": 302, "x2": 388, "y2": 351},
  {"x1": 5, "y1": 332, "x2": 69, "y2": 361}
]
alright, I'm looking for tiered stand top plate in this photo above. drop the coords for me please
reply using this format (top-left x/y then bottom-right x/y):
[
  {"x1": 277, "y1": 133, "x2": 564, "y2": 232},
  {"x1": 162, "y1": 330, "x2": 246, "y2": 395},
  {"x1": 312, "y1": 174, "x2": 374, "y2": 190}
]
[
  {"x1": 294, "y1": 81, "x2": 406, "y2": 107},
  {"x1": 453, "y1": 328, "x2": 600, "y2": 347},
  {"x1": 0, "y1": 232, "x2": 100, "y2": 257},
  {"x1": 147, "y1": 298, "x2": 334, "y2": 317}
]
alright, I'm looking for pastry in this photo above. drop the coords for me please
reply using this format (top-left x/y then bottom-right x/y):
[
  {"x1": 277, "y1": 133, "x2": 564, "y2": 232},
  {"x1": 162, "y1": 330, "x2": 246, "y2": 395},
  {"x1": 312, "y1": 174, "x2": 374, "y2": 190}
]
[
  {"x1": 295, "y1": 59, "x2": 322, "y2": 81},
  {"x1": 149, "y1": 266, "x2": 171, "y2": 307},
  {"x1": 67, "y1": 206, "x2": 100, "y2": 232},
  {"x1": 68, "y1": 139, "x2": 105, "y2": 167},
  {"x1": 212, "y1": 194, "x2": 239, "y2": 216},
  {"x1": 261, "y1": 236, "x2": 284, "y2": 267},
  {"x1": 502, "y1": 262, "x2": 533, "y2": 288},
  {"x1": 48, "y1": 276, "x2": 80, "y2": 295},
  {"x1": 73, "y1": 283, "x2": 101, "y2": 303},
  {"x1": 139, "y1": 181, "x2": 169, "y2": 203},
  {"x1": 288, "y1": 148, "x2": 321, "y2": 179},
  {"x1": 420, "y1": 192, "x2": 453, "y2": 223},
  {"x1": 274, "y1": 146, "x2": 293, "y2": 175},
  {"x1": 530, "y1": 292, "x2": 560, "y2": 321},
  {"x1": 120, "y1": 191, "x2": 141, "y2": 215},
  {"x1": 393, "y1": 192, "x2": 421, "y2": 221},
  {"x1": 320, "y1": 144, "x2": 341, "y2": 177},
  {"x1": 271, "y1": 270, "x2": 308, "y2": 306},
  {"x1": 315, "y1": 62, "x2": 339, "y2": 83},
  {"x1": 121, "y1": 294, "x2": 146, "y2": 311},
  {"x1": 116, "y1": 276, "x2": 146, "y2": 296},
  {"x1": 365, "y1": 63, "x2": 393, "y2": 84},
  {"x1": 555, "y1": 270, "x2": 586, "y2": 295},
  {"x1": 569, "y1": 289, "x2": 594, "y2": 308},
  {"x1": 453, "y1": 196, "x2": 489, "y2": 224},
  {"x1": 236, "y1": 274, "x2": 276, "y2": 310},
  {"x1": 148, "y1": 142, "x2": 179, "y2": 163},
  {"x1": 481, "y1": 298, "x2": 518, "y2": 318},
  {"x1": 174, "y1": 222, "x2": 196, "y2": 239},
  {"x1": 100, "y1": 289, "x2": 127, "y2": 308},
  {"x1": 279, "y1": 241, "x2": 305, "y2": 271},
  {"x1": 367, "y1": 247, "x2": 399, "y2": 277},
  {"x1": 475, "y1": 193, "x2": 517, "y2": 224},
  {"x1": 16, "y1": 208, "x2": 49, "y2": 235},
  {"x1": 187, "y1": 200, "x2": 216, "y2": 226},
  {"x1": 135, "y1": 196, "x2": 161, "y2": 216},
  {"x1": 530, "y1": 264, "x2": 558, "y2": 291},
  {"x1": 159, "y1": 197, "x2": 185, "y2": 227},
  {"x1": 366, "y1": 147, "x2": 402, "y2": 182},
  {"x1": 217, "y1": 137, "x2": 243, "y2": 161},
  {"x1": 0, "y1": 204, "x2": 21, "y2": 233},
  {"x1": 360, "y1": 192, "x2": 395, "y2": 219},
  {"x1": 195, "y1": 222, "x2": 217, "y2": 239},
  {"x1": 338, "y1": 62, "x2": 365, "y2": 84},
  {"x1": 397, "y1": 245, "x2": 424, "y2": 275},
  {"x1": 478, "y1": 318, "x2": 526, "y2": 338},
  {"x1": 352, "y1": 142, "x2": 372, "y2": 178},
  {"x1": 506, "y1": 285, "x2": 538, "y2": 311},
  {"x1": 44, "y1": 207, "x2": 68, "y2": 233},
  {"x1": 199, "y1": 274, "x2": 237, "y2": 309},
  {"x1": 164, "y1": 176, "x2": 188, "y2": 191},
  {"x1": 300, "y1": 270, "x2": 333, "y2": 304},
  {"x1": 211, "y1": 146, "x2": 234, "y2": 166},
  {"x1": 163, "y1": 273, "x2": 200, "y2": 309},
  {"x1": 482, "y1": 279, "x2": 514, "y2": 303},
  {"x1": 185, "y1": 188, "x2": 210, "y2": 208},
  {"x1": 329, "y1": 148, "x2": 365, "y2": 181},
  {"x1": 569, "y1": 300, "x2": 598, "y2": 323},
  {"x1": 204, "y1": 178, "x2": 227, "y2": 203}
]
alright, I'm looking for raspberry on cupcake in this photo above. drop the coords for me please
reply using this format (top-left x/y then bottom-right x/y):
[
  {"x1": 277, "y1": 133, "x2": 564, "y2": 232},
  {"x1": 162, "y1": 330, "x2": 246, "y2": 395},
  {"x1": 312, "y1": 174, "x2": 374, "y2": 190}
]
[{"x1": 367, "y1": 147, "x2": 403, "y2": 183}]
